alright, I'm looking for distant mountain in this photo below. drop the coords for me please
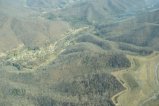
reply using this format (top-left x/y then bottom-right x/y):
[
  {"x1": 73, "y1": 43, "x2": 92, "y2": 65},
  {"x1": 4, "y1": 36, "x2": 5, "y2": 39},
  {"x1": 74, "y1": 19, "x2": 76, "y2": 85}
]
[
  {"x1": 57, "y1": 0, "x2": 159, "y2": 25},
  {"x1": 26, "y1": 0, "x2": 86, "y2": 11}
]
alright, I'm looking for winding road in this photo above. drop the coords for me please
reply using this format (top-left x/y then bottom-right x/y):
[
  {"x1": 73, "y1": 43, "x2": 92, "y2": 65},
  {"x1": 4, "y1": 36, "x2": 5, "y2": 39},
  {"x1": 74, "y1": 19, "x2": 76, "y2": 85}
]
[{"x1": 112, "y1": 56, "x2": 159, "y2": 106}]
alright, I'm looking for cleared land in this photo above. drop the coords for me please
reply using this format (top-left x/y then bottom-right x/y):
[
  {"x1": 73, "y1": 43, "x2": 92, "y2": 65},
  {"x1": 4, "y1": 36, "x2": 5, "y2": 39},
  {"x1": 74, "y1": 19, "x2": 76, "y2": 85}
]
[{"x1": 111, "y1": 52, "x2": 159, "y2": 106}]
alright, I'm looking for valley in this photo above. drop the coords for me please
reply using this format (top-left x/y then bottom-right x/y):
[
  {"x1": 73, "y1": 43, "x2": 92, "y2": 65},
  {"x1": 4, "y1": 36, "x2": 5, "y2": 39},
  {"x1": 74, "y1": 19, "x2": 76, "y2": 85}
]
[{"x1": 1, "y1": 26, "x2": 89, "y2": 73}]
